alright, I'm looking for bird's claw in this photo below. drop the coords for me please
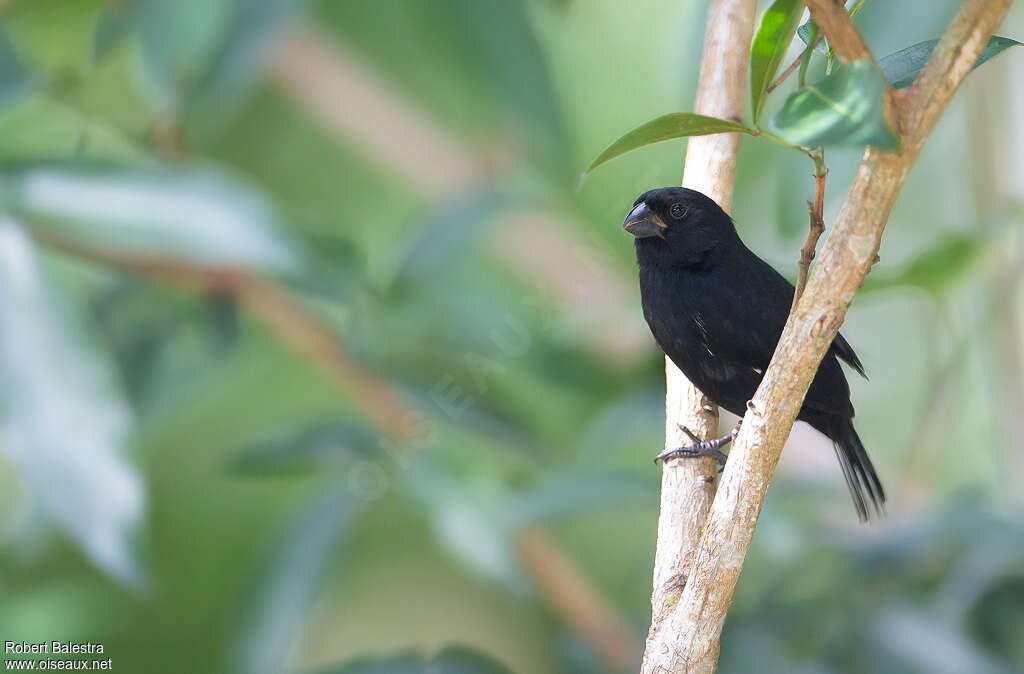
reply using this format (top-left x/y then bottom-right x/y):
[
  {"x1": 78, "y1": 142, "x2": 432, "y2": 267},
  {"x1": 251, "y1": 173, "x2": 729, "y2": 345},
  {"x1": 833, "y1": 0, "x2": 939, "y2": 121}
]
[
  {"x1": 653, "y1": 425, "x2": 731, "y2": 466},
  {"x1": 654, "y1": 443, "x2": 728, "y2": 466},
  {"x1": 679, "y1": 425, "x2": 701, "y2": 444}
]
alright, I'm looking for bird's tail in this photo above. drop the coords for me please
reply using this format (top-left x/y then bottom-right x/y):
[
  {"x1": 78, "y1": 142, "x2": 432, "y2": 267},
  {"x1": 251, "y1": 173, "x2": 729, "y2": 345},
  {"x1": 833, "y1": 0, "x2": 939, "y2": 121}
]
[{"x1": 830, "y1": 419, "x2": 885, "y2": 522}]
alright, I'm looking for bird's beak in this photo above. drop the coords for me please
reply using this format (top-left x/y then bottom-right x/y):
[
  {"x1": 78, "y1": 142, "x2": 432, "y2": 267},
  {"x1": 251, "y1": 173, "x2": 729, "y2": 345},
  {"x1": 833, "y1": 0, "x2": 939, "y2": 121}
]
[{"x1": 623, "y1": 202, "x2": 667, "y2": 239}]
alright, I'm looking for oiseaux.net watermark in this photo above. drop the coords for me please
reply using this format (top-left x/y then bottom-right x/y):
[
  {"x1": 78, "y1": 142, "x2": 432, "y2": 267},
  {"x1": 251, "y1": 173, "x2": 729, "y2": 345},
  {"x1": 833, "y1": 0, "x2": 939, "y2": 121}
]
[{"x1": 4, "y1": 641, "x2": 112, "y2": 670}]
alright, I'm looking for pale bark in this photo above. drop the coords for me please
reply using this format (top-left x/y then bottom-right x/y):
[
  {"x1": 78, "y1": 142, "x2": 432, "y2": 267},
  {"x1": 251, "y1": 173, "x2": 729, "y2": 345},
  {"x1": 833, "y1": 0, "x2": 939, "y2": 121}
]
[
  {"x1": 642, "y1": 0, "x2": 756, "y2": 671},
  {"x1": 645, "y1": 1, "x2": 1013, "y2": 672}
]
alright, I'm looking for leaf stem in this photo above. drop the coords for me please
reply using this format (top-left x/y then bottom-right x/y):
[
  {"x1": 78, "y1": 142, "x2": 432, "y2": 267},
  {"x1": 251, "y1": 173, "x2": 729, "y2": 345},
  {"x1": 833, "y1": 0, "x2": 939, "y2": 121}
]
[{"x1": 754, "y1": 127, "x2": 815, "y2": 159}]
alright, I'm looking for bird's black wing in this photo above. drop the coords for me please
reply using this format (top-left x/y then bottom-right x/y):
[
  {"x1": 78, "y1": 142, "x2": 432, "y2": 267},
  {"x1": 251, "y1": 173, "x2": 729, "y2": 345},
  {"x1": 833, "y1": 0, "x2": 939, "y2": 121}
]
[{"x1": 694, "y1": 248, "x2": 857, "y2": 419}]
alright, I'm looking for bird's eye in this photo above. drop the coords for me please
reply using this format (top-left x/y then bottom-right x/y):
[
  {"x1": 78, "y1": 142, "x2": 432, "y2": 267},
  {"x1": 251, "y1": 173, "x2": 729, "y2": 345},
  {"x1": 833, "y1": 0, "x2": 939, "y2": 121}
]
[{"x1": 670, "y1": 203, "x2": 687, "y2": 219}]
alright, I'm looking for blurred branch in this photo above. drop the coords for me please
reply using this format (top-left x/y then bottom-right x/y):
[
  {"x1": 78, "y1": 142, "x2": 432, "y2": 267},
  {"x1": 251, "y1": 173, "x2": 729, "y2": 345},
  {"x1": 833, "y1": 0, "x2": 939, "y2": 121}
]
[
  {"x1": 649, "y1": 1, "x2": 1012, "y2": 670},
  {"x1": 271, "y1": 23, "x2": 482, "y2": 195},
  {"x1": 32, "y1": 230, "x2": 412, "y2": 441},
  {"x1": 33, "y1": 228, "x2": 639, "y2": 671},
  {"x1": 966, "y1": 62, "x2": 1024, "y2": 496},
  {"x1": 642, "y1": 0, "x2": 757, "y2": 672},
  {"x1": 517, "y1": 526, "x2": 636, "y2": 671}
]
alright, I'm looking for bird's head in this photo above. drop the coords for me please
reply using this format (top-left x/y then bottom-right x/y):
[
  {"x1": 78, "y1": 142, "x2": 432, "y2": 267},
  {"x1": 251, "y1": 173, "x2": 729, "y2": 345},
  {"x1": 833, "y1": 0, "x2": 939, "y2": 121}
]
[{"x1": 623, "y1": 187, "x2": 738, "y2": 267}]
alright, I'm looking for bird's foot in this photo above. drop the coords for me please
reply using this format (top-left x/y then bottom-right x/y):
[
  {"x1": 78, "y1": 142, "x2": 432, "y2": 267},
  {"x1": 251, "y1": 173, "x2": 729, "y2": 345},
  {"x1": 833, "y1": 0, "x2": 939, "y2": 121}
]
[{"x1": 653, "y1": 425, "x2": 734, "y2": 466}]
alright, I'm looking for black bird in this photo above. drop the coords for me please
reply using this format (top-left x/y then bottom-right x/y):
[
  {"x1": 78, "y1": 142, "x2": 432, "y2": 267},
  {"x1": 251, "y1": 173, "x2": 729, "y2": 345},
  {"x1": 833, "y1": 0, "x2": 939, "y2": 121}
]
[{"x1": 624, "y1": 186, "x2": 884, "y2": 521}]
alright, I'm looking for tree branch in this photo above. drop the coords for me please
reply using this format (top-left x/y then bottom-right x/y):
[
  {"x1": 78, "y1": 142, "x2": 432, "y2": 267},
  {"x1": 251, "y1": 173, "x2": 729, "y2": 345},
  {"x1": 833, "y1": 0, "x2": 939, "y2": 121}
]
[
  {"x1": 804, "y1": 0, "x2": 873, "y2": 64},
  {"x1": 641, "y1": 0, "x2": 757, "y2": 671},
  {"x1": 647, "y1": 1, "x2": 1011, "y2": 670}
]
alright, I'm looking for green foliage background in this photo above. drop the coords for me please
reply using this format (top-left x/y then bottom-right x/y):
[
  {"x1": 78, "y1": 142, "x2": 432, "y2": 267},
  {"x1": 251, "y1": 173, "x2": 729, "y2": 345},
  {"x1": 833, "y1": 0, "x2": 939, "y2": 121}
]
[{"x1": 0, "y1": 1, "x2": 1023, "y2": 673}]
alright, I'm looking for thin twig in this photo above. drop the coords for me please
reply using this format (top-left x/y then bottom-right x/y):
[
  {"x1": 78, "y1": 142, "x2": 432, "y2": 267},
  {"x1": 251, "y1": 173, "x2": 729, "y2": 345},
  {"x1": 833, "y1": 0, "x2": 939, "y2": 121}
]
[
  {"x1": 792, "y1": 149, "x2": 827, "y2": 309},
  {"x1": 767, "y1": 33, "x2": 824, "y2": 93}
]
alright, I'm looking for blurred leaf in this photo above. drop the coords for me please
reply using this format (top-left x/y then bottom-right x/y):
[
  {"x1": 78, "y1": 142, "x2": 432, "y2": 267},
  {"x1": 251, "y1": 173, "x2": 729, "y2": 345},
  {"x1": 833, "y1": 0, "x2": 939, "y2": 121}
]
[
  {"x1": 1, "y1": 161, "x2": 297, "y2": 271},
  {"x1": 872, "y1": 608, "x2": 1011, "y2": 674},
  {"x1": 773, "y1": 59, "x2": 899, "y2": 149},
  {"x1": 750, "y1": 0, "x2": 805, "y2": 125},
  {"x1": 587, "y1": 113, "x2": 752, "y2": 172},
  {"x1": 861, "y1": 235, "x2": 980, "y2": 296},
  {"x1": 390, "y1": 187, "x2": 519, "y2": 285},
  {"x1": 0, "y1": 28, "x2": 34, "y2": 107},
  {"x1": 314, "y1": 652, "x2": 421, "y2": 674},
  {"x1": 89, "y1": 279, "x2": 186, "y2": 403},
  {"x1": 283, "y1": 232, "x2": 366, "y2": 302},
  {"x1": 796, "y1": 20, "x2": 829, "y2": 55},
  {"x1": 313, "y1": 646, "x2": 513, "y2": 674},
  {"x1": 510, "y1": 472, "x2": 655, "y2": 525},
  {"x1": 135, "y1": 0, "x2": 231, "y2": 111},
  {"x1": 968, "y1": 577, "x2": 1024, "y2": 668},
  {"x1": 428, "y1": 646, "x2": 515, "y2": 674},
  {"x1": 407, "y1": 465, "x2": 524, "y2": 589},
  {"x1": 92, "y1": 7, "x2": 137, "y2": 64},
  {"x1": 0, "y1": 219, "x2": 143, "y2": 584},
  {"x1": 0, "y1": 96, "x2": 144, "y2": 161},
  {"x1": 429, "y1": 488, "x2": 521, "y2": 588},
  {"x1": 237, "y1": 485, "x2": 362, "y2": 674},
  {"x1": 879, "y1": 36, "x2": 1022, "y2": 89},
  {"x1": 190, "y1": 0, "x2": 304, "y2": 119},
  {"x1": 228, "y1": 422, "x2": 379, "y2": 476},
  {"x1": 133, "y1": 0, "x2": 299, "y2": 117},
  {"x1": 203, "y1": 290, "x2": 240, "y2": 352},
  {"x1": 1, "y1": 0, "x2": 98, "y2": 78}
]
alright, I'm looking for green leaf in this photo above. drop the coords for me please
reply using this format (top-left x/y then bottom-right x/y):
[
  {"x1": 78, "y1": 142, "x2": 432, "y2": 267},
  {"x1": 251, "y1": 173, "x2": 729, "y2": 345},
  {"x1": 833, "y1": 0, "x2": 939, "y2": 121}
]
[
  {"x1": 587, "y1": 113, "x2": 753, "y2": 172},
  {"x1": 773, "y1": 59, "x2": 898, "y2": 149},
  {"x1": 750, "y1": 0, "x2": 805, "y2": 124},
  {"x1": 879, "y1": 36, "x2": 1022, "y2": 89},
  {"x1": 0, "y1": 93, "x2": 146, "y2": 163},
  {"x1": 0, "y1": 162, "x2": 297, "y2": 272},
  {"x1": 797, "y1": 20, "x2": 828, "y2": 55},
  {"x1": 0, "y1": 220, "x2": 143, "y2": 585}
]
